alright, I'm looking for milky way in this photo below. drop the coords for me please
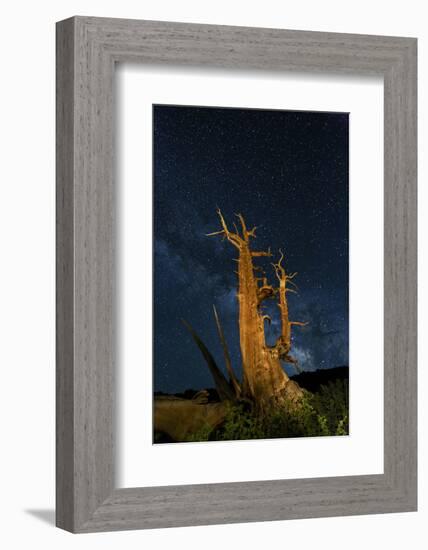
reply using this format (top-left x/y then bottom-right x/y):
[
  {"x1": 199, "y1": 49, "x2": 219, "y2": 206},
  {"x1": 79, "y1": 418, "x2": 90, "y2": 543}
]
[{"x1": 153, "y1": 105, "x2": 349, "y2": 393}]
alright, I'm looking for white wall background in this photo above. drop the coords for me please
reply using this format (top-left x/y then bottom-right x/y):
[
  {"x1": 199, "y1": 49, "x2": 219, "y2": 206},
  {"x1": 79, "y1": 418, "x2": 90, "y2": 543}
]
[{"x1": 0, "y1": 1, "x2": 424, "y2": 548}]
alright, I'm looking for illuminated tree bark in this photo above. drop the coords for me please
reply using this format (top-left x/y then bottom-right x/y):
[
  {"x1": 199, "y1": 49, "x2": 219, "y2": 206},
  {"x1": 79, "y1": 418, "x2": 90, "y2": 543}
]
[
  {"x1": 272, "y1": 250, "x2": 308, "y2": 367},
  {"x1": 207, "y1": 210, "x2": 306, "y2": 409},
  {"x1": 155, "y1": 209, "x2": 309, "y2": 439}
]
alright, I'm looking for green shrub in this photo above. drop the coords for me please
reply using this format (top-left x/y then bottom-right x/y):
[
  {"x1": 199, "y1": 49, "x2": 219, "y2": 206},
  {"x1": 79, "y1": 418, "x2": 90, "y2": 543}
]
[
  {"x1": 311, "y1": 379, "x2": 349, "y2": 435},
  {"x1": 212, "y1": 380, "x2": 349, "y2": 441},
  {"x1": 184, "y1": 422, "x2": 214, "y2": 442},
  {"x1": 216, "y1": 402, "x2": 264, "y2": 441},
  {"x1": 181, "y1": 377, "x2": 349, "y2": 442}
]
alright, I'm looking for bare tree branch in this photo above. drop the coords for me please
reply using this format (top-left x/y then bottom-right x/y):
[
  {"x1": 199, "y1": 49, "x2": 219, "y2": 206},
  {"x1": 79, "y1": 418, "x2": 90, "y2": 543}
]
[
  {"x1": 206, "y1": 229, "x2": 225, "y2": 237},
  {"x1": 285, "y1": 288, "x2": 298, "y2": 294},
  {"x1": 182, "y1": 319, "x2": 235, "y2": 402},
  {"x1": 287, "y1": 279, "x2": 299, "y2": 289},
  {"x1": 213, "y1": 305, "x2": 241, "y2": 398},
  {"x1": 207, "y1": 208, "x2": 243, "y2": 249},
  {"x1": 236, "y1": 213, "x2": 248, "y2": 236},
  {"x1": 252, "y1": 248, "x2": 272, "y2": 257},
  {"x1": 247, "y1": 226, "x2": 257, "y2": 238}
]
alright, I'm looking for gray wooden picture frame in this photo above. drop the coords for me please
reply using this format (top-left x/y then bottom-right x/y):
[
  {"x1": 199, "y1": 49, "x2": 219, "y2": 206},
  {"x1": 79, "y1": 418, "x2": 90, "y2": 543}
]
[{"x1": 56, "y1": 16, "x2": 417, "y2": 533}]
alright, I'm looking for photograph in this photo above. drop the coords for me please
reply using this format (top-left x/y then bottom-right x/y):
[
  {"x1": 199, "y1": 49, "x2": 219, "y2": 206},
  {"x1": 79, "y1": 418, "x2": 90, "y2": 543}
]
[
  {"x1": 153, "y1": 104, "x2": 349, "y2": 444},
  {"x1": 0, "y1": 1, "x2": 419, "y2": 543}
]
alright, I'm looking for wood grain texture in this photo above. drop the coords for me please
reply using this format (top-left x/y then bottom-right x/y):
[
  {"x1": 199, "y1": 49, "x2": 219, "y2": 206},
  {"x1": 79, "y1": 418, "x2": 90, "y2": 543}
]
[
  {"x1": 56, "y1": 18, "x2": 75, "y2": 531},
  {"x1": 56, "y1": 16, "x2": 417, "y2": 533}
]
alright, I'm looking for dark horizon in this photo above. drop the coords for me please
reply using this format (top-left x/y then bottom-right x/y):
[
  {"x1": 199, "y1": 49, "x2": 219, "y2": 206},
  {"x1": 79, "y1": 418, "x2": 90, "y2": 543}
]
[{"x1": 153, "y1": 104, "x2": 349, "y2": 393}]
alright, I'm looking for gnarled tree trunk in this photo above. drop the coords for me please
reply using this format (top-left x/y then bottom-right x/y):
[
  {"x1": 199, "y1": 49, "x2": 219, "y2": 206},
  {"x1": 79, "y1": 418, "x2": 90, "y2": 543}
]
[
  {"x1": 208, "y1": 210, "x2": 306, "y2": 409},
  {"x1": 155, "y1": 209, "x2": 310, "y2": 441}
]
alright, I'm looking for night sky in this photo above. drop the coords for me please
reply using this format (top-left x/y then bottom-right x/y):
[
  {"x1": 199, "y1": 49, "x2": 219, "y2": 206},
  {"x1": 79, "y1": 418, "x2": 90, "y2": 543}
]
[{"x1": 153, "y1": 105, "x2": 349, "y2": 393}]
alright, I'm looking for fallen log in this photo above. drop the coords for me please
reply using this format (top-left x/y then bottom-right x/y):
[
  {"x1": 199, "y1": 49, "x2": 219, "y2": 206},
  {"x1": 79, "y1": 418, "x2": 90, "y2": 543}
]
[{"x1": 154, "y1": 391, "x2": 226, "y2": 442}]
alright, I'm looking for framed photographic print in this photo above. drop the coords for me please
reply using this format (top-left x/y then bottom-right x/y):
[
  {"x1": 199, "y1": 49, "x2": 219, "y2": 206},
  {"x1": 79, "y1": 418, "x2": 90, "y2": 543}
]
[
  {"x1": 151, "y1": 104, "x2": 350, "y2": 445},
  {"x1": 56, "y1": 16, "x2": 417, "y2": 532}
]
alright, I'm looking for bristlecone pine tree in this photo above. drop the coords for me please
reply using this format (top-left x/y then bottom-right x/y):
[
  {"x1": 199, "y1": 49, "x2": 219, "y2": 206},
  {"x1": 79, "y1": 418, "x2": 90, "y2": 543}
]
[{"x1": 184, "y1": 208, "x2": 307, "y2": 412}]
